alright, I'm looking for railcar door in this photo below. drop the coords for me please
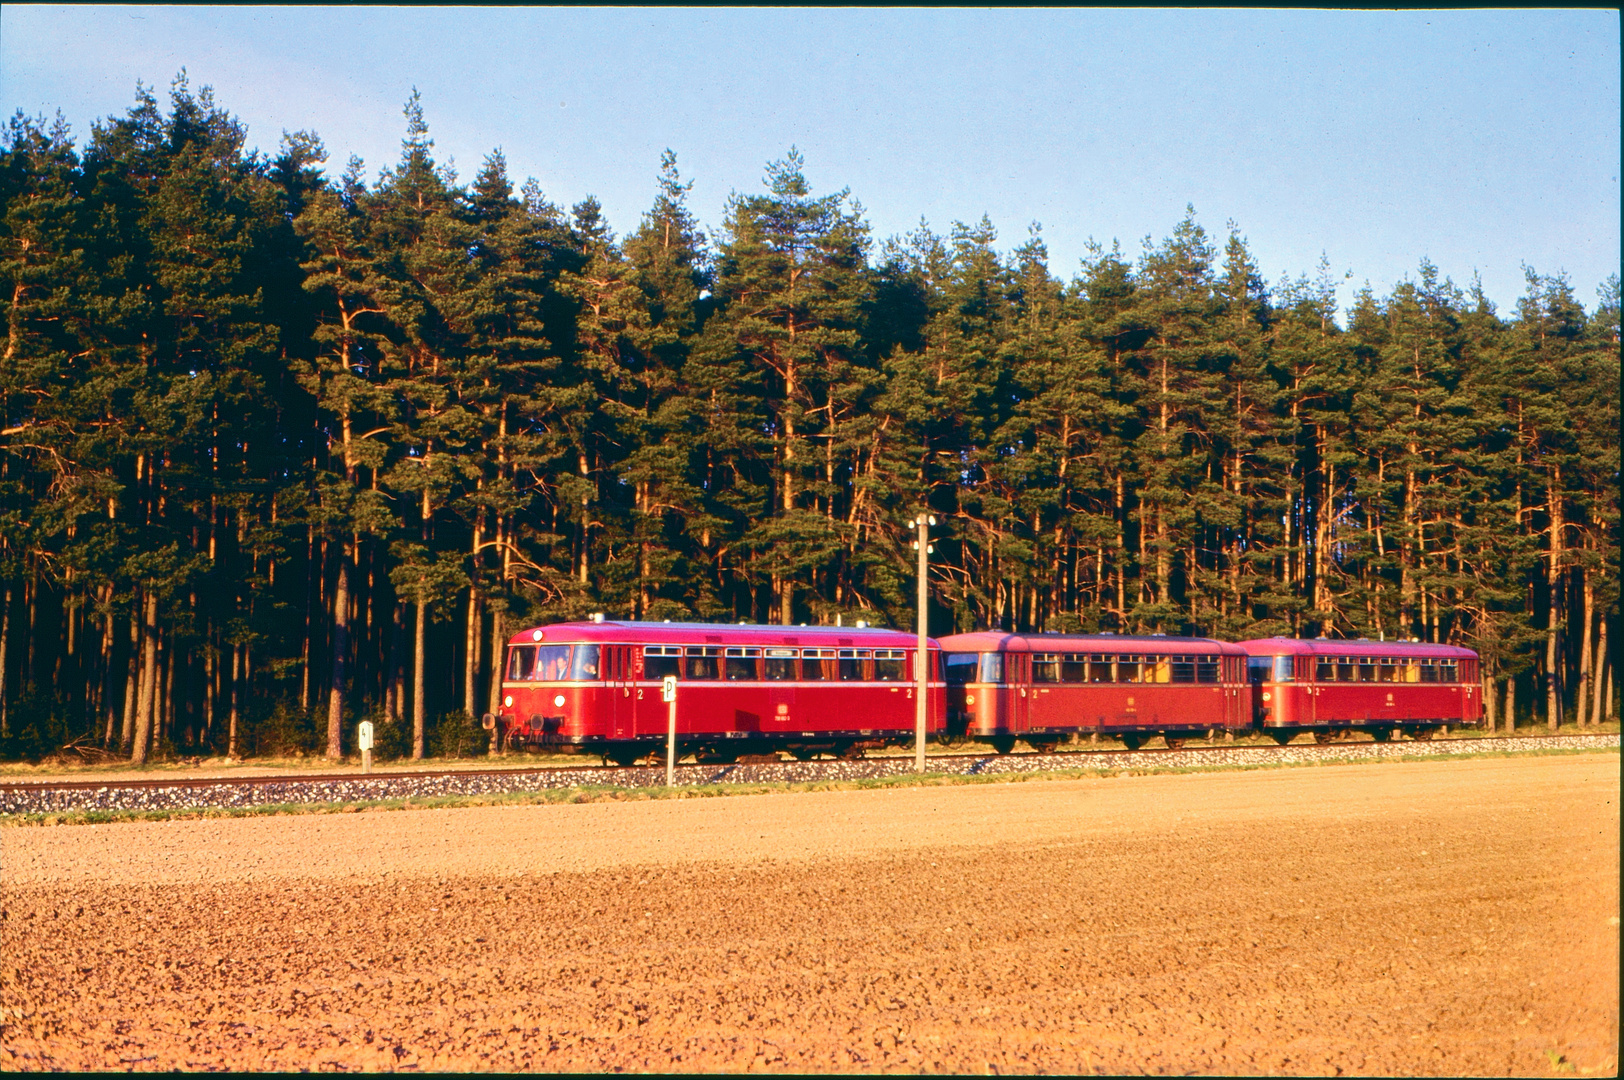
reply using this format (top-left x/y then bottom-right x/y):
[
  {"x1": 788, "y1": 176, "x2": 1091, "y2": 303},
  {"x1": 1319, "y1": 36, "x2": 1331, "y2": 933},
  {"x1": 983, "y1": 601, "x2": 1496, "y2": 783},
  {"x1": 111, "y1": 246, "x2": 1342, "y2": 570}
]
[
  {"x1": 1458, "y1": 658, "x2": 1476, "y2": 725},
  {"x1": 608, "y1": 645, "x2": 633, "y2": 738},
  {"x1": 1298, "y1": 655, "x2": 1317, "y2": 725},
  {"x1": 1221, "y1": 656, "x2": 1246, "y2": 730},
  {"x1": 1005, "y1": 652, "x2": 1030, "y2": 734}
]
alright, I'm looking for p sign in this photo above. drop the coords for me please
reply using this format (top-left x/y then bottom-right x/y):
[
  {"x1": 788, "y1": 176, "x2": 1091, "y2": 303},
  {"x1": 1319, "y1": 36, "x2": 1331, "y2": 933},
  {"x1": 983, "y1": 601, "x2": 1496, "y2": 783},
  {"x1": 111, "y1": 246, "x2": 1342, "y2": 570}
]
[
  {"x1": 661, "y1": 675, "x2": 677, "y2": 703},
  {"x1": 357, "y1": 720, "x2": 375, "y2": 752}
]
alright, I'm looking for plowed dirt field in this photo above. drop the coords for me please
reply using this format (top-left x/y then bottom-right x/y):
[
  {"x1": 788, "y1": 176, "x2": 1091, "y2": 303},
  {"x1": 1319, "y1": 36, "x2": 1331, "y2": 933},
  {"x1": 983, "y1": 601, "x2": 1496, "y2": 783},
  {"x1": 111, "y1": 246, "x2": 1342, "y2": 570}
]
[{"x1": 2, "y1": 754, "x2": 1618, "y2": 1074}]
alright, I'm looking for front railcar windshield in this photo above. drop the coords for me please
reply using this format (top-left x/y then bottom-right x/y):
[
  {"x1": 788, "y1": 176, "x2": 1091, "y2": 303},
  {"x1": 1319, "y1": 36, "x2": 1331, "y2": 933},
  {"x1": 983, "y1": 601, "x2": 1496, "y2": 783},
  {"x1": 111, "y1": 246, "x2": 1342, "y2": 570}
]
[
  {"x1": 506, "y1": 643, "x2": 601, "y2": 681},
  {"x1": 943, "y1": 652, "x2": 1002, "y2": 684},
  {"x1": 1248, "y1": 655, "x2": 1295, "y2": 684},
  {"x1": 943, "y1": 653, "x2": 978, "y2": 685}
]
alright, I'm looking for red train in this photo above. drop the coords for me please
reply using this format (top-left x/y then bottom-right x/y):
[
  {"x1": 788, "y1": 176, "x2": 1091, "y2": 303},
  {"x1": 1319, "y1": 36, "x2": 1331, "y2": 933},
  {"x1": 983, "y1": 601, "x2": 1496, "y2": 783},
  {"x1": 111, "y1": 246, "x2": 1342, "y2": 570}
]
[
  {"x1": 1239, "y1": 636, "x2": 1481, "y2": 743},
  {"x1": 494, "y1": 617, "x2": 944, "y2": 764},
  {"x1": 936, "y1": 632, "x2": 1251, "y2": 751},
  {"x1": 491, "y1": 620, "x2": 1483, "y2": 762}
]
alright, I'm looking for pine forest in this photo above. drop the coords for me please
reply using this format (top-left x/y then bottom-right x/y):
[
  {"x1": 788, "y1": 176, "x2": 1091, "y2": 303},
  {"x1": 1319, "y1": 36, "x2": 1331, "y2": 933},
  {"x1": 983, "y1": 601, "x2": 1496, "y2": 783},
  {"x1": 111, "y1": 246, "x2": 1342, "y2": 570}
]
[{"x1": 1, "y1": 81, "x2": 1617, "y2": 763}]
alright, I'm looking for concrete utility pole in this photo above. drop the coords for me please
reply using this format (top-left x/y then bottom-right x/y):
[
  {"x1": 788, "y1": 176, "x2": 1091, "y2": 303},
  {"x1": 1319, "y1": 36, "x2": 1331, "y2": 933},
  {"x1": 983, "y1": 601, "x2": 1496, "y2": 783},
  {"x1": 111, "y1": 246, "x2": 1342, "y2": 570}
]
[{"x1": 912, "y1": 513, "x2": 935, "y2": 773}]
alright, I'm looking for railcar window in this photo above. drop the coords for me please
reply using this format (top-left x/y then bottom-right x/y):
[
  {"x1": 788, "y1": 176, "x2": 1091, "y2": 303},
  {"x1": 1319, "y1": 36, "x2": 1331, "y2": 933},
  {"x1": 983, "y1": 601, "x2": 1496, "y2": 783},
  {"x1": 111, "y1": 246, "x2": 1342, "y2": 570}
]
[
  {"x1": 1032, "y1": 653, "x2": 1061, "y2": 683},
  {"x1": 943, "y1": 653, "x2": 978, "y2": 685},
  {"x1": 1316, "y1": 659, "x2": 1336, "y2": 681},
  {"x1": 1170, "y1": 656, "x2": 1196, "y2": 683},
  {"x1": 1089, "y1": 656, "x2": 1113, "y2": 683},
  {"x1": 1116, "y1": 655, "x2": 1141, "y2": 683},
  {"x1": 1061, "y1": 654, "x2": 1088, "y2": 682},
  {"x1": 570, "y1": 645, "x2": 601, "y2": 681},
  {"x1": 725, "y1": 647, "x2": 760, "y2": 680},
  {"x1": 507, "y1": 645, "x2": 537, "y2": 681},
  {"x1": 1335, "y1": 658, "x2": 1353, "y2": 681},
  {"x1": 978, "y1": 652, "x2": 1004, "y2": 685},
  {"x1": 1273, "y1": 656, "x2": 1295, "y2": 683},
  {"x1": 838, "y1": 649, "x2": 870, "y2": 681},
  {"x1": 685, "y1": 646, "x2": 721, "y2": 680},
  {"x1": 643, "y1": 646, "x2": 680, "y2": 681},
  {"x1": 1196, "y1": 657, "x2": 1220, "y2": 683},
  {"x1": 1440, "y1": 661, "x2": 1458, "y2": 683},
  {"x1": 1354, "y1": 658, "x2": 1374, "y2": 682},
  {"x1": 873, "y1": 649, "x2": 906, "y2": 681},
  {"x1": 762, "y1": 647, "x2": 796, "y2": 681},
  {"x1": 528, "y1": 645, "x2": 573, "y2": 681},
  {"x1": 800, "y1": 648, "x2": 831, "y2": 680}
]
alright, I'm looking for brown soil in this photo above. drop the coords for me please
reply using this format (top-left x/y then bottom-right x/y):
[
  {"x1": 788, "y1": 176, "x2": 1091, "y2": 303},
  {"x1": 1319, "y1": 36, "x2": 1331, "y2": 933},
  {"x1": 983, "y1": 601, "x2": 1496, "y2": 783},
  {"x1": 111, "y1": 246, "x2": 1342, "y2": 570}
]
[{"x1": 2, "y1": 755, "x2": 1617, "y2": 1074}]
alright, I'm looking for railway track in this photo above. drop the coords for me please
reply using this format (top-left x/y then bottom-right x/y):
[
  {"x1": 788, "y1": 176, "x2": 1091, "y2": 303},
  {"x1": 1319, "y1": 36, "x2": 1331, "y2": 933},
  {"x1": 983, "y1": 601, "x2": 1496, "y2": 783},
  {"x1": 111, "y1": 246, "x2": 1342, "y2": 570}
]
[{"x1": 2, "y1": 732, "x2": 1615, "y2": 816}]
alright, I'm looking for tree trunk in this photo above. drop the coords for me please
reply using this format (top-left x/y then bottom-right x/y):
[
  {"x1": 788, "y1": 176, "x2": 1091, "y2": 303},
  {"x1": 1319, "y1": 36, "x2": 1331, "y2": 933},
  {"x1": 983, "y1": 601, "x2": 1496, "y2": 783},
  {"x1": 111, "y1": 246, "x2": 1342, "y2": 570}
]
[
  {"x1": 0, "y1": 585, "x2": 9, "y2": 737},
  {"x1": 1577, "y1": 568, "x2": 1593, "y2": 726},
  {"x1": 326, "y1": 539, "x2": 350, "y2": 758},
  {"x1": 131, "y1": 589, "x2": 158, "y2": 765},
  {"x1": 464, "y1": 556, "x2": 480, "y2": 719},
  {"x1": 1546, "y1": 470, "x2": 1562, "y2": 730},
  {"x1": 100, "y1": 593, "x2": 117, "y2": 746},
  {"x1": 487, "y1": 607, "x2": 506, "y2": 726},
  {"x1": 1504, "y1": 675, "x2": 1516, "y2": 733},
  {"x1": 1592, "y1": 615, "x2": 1609, "y2": 726},
  {"x1": 413, "y1": 596, "x2": 428, "y2": 759},
  {"x1": 228, "y1": 642, "x2": 241, "y2": 758},
  {"x1": 121, "y1": 606, "x2": 138, "y2": 750},
  {"x1": 388, "y1": 601, "x2": 407, "y2": 722},
  {"x1": 203, "y1": 640, "x2": 216, "y2": 746},
  {"x1": 1607, "y1": 650, "x2": 1616, "y2": 723}
]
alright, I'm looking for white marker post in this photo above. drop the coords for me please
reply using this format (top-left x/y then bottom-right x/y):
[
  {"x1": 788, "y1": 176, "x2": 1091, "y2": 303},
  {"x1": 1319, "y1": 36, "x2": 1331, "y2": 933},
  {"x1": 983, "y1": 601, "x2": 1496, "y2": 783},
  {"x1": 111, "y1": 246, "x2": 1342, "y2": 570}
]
[
  {"x1": 662, "y1": 675, "x2": 678, "y2": 787},
  {"x1": 357, "y1": 720, "x2": 374, "y2": 774}
]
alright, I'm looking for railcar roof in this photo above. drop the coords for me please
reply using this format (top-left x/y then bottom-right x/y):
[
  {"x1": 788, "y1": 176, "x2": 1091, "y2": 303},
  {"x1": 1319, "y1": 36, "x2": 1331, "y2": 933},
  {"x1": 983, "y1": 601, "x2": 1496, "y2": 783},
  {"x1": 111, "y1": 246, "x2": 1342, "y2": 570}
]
[
  {"x1": 507, "y1": 620, "x2": 933, "y2": 647},
  {"x1": 1236, "y1": 637, "x2": 1477, "y2": 658},
  {"x1": 937, "y1": 631, "x2": 1246, "y2": 655}
]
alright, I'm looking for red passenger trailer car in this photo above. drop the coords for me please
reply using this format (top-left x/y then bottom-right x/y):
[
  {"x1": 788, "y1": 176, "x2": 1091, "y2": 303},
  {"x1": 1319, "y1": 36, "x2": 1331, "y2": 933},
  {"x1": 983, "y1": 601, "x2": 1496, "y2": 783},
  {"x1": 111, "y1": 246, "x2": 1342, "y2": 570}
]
[
  {"x1": 937, "y1": 632, "x2": 1252, "y2": 751},
  {"x1": 1238, "y1": 637, "x2": 1482, "y2": 743},
  {"x1": 495, "y1": 618, "x2": 945, "y2": 764}
]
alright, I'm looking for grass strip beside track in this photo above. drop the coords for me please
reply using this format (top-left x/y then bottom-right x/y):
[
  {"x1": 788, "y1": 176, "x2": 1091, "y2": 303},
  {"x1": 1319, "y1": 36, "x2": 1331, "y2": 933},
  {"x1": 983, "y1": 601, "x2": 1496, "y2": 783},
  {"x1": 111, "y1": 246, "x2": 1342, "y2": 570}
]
[{"x1": 5, "y1": 743, "x2": 1615, "y2": 829}]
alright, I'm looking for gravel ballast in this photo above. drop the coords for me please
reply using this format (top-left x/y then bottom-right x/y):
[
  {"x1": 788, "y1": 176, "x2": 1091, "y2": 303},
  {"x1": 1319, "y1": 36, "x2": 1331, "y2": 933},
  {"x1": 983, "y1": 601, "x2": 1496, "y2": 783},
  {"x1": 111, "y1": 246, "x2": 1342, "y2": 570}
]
[{"x1": 1, "y1": 733, "x2": 1613, "y2": 817}]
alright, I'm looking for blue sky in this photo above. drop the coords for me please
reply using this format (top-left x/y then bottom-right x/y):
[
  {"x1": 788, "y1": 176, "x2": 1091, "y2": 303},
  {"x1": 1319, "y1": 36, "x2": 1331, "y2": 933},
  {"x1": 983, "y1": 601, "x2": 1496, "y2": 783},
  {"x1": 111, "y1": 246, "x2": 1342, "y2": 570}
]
[{"x1": 2, "y1": 6, "x2": 1618, "y2": 319}]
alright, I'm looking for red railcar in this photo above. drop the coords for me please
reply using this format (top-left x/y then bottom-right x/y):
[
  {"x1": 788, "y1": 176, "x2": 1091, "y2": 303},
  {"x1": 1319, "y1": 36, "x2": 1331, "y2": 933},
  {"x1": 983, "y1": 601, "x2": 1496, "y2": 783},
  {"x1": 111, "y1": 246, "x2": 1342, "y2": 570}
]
[
  {"x1": 1238, "y1": 638, "x2": 1482, "y2": 742},
  {"x1": 496, "y1": 619, "x2": 945, "y2": 764},
  {"x1": 936, "y1": 632, "x2": 1253, "y2": 751}
]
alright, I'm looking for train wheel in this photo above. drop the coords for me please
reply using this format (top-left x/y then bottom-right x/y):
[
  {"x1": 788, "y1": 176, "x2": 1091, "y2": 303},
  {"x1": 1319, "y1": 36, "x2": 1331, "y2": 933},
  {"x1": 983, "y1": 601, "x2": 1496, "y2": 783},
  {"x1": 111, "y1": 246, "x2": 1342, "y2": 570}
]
[
  {"x1": 1269, "y1": 731, "x2": 1296, "y2": 747},
  {"x1": 1409, "y1": 727, "x2": 1435, "y2": 742},
  {"x1": 604, "y1": 747, "x2": 642, "y2": 767},
  {"x1": 990, "y1": 736, "x2": 1017, "y2": 755},
  {"x1": 836, "y1": 743, "x2": 865, "y2": 761},
  {"x1": 1314, "y1": 731, "x2": 1335, "y2": 745},
  {"x1": 789, "y1": 747, "x2": 818, "y2": 762},
  {"x1": 1029, "y1": 740, "x2": 1058, "y2": 754},
  {"x1": 1368, "y1": 727, "x2": 1393, "y2": 742},
  {"x1": 1164, "y1": 737, "x2": 1187, "y2": 751},
  {"x1": 1120, "y1": 734, "x2": 1145, "y2": 751}
]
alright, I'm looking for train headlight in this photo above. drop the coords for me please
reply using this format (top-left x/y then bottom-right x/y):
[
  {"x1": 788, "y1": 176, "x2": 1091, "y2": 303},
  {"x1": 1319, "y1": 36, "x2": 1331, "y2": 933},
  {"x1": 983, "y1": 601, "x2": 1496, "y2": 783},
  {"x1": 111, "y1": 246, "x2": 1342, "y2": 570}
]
[
  {"x1": 1261, "y1": 691, "x2": 1272, "y2": 702},
  {"x1": 553, "y1": 694, "x2": 566, "y2": 708},
  {"x1": 966, "y1": 694, "x2": 976, "y2": 705},
  {"x1": 503, "y1": 695, "x2": 513, "y2": 708}
]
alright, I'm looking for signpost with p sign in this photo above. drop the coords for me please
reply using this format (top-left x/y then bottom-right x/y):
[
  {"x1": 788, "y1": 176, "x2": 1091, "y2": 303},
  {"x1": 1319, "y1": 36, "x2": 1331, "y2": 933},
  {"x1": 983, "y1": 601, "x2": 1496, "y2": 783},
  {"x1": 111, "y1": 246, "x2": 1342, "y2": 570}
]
[
  {"x1": 662, "y1": 675, "x2": 677, "y2": 786},
  {"x1": 358, "y1": 720, "x2": 375, "y2": 774}
]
